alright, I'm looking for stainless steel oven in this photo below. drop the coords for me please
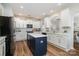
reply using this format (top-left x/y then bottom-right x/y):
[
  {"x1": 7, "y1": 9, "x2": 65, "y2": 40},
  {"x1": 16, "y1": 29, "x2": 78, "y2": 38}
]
[{"x1": 26, "y1": 24, "x2": 33, "y2": 33}]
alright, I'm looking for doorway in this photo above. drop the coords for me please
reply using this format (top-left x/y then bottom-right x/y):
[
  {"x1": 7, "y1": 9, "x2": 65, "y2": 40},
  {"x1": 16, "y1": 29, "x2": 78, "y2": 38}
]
[{"x1": 74, "y1": 15, "x2": 79, "y2": 50}]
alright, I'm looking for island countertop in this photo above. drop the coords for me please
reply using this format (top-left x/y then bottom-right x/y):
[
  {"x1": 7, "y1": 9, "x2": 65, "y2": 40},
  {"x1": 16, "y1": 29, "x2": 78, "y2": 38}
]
[{"x1": 27, "y1": 33, "x2": 47, "y2": 38}]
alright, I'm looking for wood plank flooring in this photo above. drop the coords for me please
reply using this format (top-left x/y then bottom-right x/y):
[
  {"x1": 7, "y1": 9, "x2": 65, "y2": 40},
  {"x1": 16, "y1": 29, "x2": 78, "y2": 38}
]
[
  {"x1": 74, "y1": 42, "x2": 79, "y2": 50},
  {"x1": 13, "y1": 40, "x2": 79, "y2": 56},
  {"x1": 14, "y1": 41, "x2": 32, "y2": 56}
]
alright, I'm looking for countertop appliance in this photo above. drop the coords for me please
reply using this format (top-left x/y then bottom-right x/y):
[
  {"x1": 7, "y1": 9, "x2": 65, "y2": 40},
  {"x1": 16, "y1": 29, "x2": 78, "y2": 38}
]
[
  {"x1": 27, "y1": 24, "x2": 33, "y2": 28},
  {"x1": 26, "y1": 24, "x2": 33, "y2": 33}
]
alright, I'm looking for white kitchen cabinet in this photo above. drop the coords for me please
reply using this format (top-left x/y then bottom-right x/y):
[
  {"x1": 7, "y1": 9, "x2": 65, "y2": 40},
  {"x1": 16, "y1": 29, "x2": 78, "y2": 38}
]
[
  {"x1": 0, "y1": 44, "x2": 3, "y2": 55},
  {"x1": 59, "y1": 35, "x2": 67, "y2": 49},
  {"x1": 60, "y1": 8, "x2": 72, "y2": 27},
  {"x1": 48, "y1": 33, "x2": 70, "y2": 51},
  {"x1": 51, "y1": 35, "x2": 55, "y2": 43},
  {"x1": 47, "y1": 8, "x2": 73, "y2": 51},
  {"x1": 47, "y1": 33, "x2": 51, "y2": 42},
  {"x1": 50, "y1": 34, "x2": 60, "y2": 46},
  {"x1": 0, "y1": 36, "x2": 6, "y2": 56},
  {"x1": 0, "y1": 43, "x2": 5, "y2": 56},
  {"x1": 14, "y1": 31, "x2": 27, "y2": 41},
  {"x1": 47, "y1": 34, "x2": 50, "y2": 42}
]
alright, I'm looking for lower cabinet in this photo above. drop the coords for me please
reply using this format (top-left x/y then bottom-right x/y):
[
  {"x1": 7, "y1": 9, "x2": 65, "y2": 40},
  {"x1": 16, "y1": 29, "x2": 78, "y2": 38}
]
[
  {"x1": 48, "y1": 33, "x2": 69, "y2": 51},
  {"x1": 59, "y1": 36, "x2": 67, "y2": 49},
  {"x1": 0, "y1": 43, "x2": 4, "y2": 56}
]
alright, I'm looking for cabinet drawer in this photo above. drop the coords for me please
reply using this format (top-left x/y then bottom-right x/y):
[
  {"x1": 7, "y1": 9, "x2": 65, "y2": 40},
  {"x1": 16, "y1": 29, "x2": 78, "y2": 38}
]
[{"x1": 59, "y1": 38, "x2": 67, "y2": 49}]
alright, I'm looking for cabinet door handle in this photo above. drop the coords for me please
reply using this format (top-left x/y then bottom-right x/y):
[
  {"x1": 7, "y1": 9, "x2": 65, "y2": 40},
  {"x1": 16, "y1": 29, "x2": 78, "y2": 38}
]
[{"x1": 40, "y1": 40, "x2": 43, "y2": 43}]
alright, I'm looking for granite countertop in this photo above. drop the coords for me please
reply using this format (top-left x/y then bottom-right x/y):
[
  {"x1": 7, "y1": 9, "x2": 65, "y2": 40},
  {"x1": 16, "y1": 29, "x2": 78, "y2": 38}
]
[{"x1": 28, "y1": 33, "x2": 47, "y2": 38}]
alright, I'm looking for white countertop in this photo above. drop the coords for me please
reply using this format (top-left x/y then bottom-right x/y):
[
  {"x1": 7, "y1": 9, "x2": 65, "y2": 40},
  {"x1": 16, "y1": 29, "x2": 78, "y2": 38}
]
[
  {"x1": 0, "y1": 36, "x2": 6, "y2": 39},
  {"x1": 0, "y1": 36, "x2": 6, "y2": 41},
  {"x1": 28, "y1": 33, "x2": 47, "y2": 38},
  {"x1": 47, "y1": 32, "x2": 68, "y2": 35}
]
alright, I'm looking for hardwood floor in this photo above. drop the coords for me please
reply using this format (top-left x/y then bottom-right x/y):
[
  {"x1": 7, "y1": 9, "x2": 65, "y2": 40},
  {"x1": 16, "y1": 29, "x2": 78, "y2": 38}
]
[
  {"x1": 12, "y1": 40, "x2": 79, "y2": 56},
  {"x1": 48, "y1": 43, "x2": 79, "y2": 56},
  {"x1": 74, "y1": 42, "x2": 79, "y2": 50},
  {"x1": 47, "y1": 43, "x2": 69, "y2": 56},
  {"x1": 14, "y1": 40, "x2": 32, "y2": 56}
]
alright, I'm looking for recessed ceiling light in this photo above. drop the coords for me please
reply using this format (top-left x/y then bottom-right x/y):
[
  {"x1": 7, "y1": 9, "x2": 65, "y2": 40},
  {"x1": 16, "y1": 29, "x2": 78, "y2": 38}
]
[
  {"x1": 18, "y1": 13, "x2": 22, "y2": 15},
  {"x1": 42, "y1": 13, "x2": 46, "y2": 15},
  {"x1": 50, "y1": 10, "x2": 53, "y2": 13},
  {"x1": 57, "y1": 3, "x2": 62, "y2": 6},
  {"x1": 20, "y1": 6, "x2": 24, "y2": 9}
]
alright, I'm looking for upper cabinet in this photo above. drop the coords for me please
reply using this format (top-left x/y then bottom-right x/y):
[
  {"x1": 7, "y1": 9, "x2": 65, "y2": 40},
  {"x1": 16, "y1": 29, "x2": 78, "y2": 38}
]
[
  {"x1": 60, "y1": 8, "x2": 72, "y2": 27},
  {"x1": 59, "y1": 8, "x2": 72, "y2": 33},
  {"x1": 13, "y1": 17, "x2": 41, "y2": 29},
  {"x1": 50, "y1": 15, "x2": 61, "y2": 33},
  {"x1": 0, "y1": 4, "x2": 3, "y2": 16},
  {"x1": 41, "y1": 13, "x2": 61, "y2": 33},
  {"x1": 42, "y1": 8, "x2": 72, "y2": 33},
  {"x1": 44, "y1": 17, "x2": 51, "y2": 28},
  {"x1": 0, "y1": 4, "x2": 14, "y2": 16}
]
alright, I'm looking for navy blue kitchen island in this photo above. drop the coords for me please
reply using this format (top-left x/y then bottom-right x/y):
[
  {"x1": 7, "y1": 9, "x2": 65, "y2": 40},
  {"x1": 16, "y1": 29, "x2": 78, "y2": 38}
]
[{"x1": 27, "y1": 33, "x2": 47, "y2": 56}]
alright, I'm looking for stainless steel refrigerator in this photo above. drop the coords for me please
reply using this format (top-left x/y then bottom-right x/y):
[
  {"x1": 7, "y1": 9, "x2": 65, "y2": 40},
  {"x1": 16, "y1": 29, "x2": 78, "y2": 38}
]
[{"x1": 0, "y1": 16, "x2": 12, "y2": 56}]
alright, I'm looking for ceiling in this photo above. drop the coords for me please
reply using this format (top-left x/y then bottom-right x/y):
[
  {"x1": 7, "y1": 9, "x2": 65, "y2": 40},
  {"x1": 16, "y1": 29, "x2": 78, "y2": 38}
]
[
  {"x1": 9, "y1": 3, "x2": 69, "y2": 17},
  {"x1": 2, "y1": 3, "x2": 79, "y2": 19}
]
